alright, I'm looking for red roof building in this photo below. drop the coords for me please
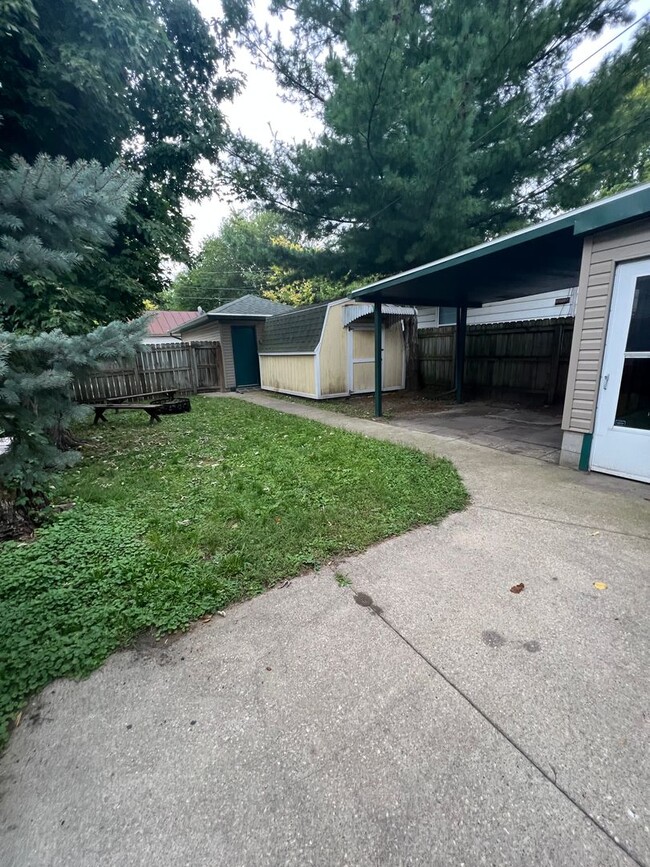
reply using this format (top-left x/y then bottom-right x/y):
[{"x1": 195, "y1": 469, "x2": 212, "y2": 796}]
[{"x1": 144, "y1": 310, "x2": 200, "y2": 342}]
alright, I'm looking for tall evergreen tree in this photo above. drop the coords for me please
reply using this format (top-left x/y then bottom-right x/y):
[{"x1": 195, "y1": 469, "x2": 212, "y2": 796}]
[
  {"x1": 0, "y1": 154, "x2": 143, "y2": 537},
  {"x1": 226, "y1": 0, "x2": 650, "y2": 275},
  {"x1": 0, "y1": 0, "x2": 241, "y2": 327}
]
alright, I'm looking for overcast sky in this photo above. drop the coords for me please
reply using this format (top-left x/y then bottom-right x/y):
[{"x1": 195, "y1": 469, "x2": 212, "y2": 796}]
[{"x1": 186, "y1": 0, "x2": 650, "y2": 251}]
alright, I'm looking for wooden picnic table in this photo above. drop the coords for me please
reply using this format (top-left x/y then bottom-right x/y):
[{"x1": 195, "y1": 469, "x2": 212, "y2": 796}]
[
  {"x1": 91, "y1": 391, "x2": 190, "y2": 425},
  {"x1": 103, "y1": 389, "x2": 176, "y2": 405},
  {"x1": 93, "y1": 402, "x2": 167, "y2": 425}
]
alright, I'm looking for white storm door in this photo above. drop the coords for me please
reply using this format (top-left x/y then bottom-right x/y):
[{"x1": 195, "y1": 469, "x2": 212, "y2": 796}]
[{"x1": 591, "y1": 259, "x2": 650, "y2": 483}]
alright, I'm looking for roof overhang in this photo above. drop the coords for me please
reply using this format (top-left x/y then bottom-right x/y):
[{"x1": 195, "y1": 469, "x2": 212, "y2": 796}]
[
  {"x1": 350, "y1": 182, "x2": 650, "y2": 307},
  {"x1": 343, "y1": 303, "x2": 417, "y2": 327},
  {"x1": 172, "y1": 312, "x2": 272, "y2": 335},
  {"x1": 172, "y1": 313, "x2": 210, "y2": 334},
  {"x1": 208, "y1": 313, "x2": 275, "y2": 319}
]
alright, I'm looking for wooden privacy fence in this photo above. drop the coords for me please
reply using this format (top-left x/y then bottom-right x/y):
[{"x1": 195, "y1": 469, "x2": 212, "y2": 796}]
[
  {"x1": 418, "y1": 318, "x2": 574, "y2": 404},
  {"x1": 73, "y1": 341, "x2": 225, "y2": 402}
]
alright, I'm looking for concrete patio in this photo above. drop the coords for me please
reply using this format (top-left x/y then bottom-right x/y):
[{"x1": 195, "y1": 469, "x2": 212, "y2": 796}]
[
  {"x1": 390, "y1": 401, "x2": 564, "y2": 463},
  {"x1": 1, "y1": 392, "x2": 648, "y2": 867}
]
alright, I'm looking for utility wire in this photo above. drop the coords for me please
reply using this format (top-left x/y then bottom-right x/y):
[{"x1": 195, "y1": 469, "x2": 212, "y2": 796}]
[{"x1": 356, "y1": 10, "x2": 649, "y2": 228}]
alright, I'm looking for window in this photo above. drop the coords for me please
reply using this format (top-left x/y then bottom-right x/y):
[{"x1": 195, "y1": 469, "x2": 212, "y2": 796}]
[{"x1": 438, "y1": 306, "x2": 456, "y2": 325}]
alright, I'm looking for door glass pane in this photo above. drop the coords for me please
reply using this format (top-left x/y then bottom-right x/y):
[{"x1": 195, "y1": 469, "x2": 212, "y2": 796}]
[
  {"x1": 626, "y1": 276, "x2": 650, "y2": 352},
  {"x1": 614, "y1": 358, "x2": 650, "y2": 430}
]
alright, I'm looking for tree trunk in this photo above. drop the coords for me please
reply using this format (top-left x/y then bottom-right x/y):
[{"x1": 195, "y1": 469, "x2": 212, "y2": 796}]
[
  {"x1": 0, "y1": 491, "x2": 35, "y2": 541},
  {"x1": 49, "y1": 424, "x2": 83, "y2": 451}
]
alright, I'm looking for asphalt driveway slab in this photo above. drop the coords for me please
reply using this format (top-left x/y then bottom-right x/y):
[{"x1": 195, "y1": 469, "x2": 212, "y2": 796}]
[{"x1": 1, "y1": 392, "x2": 648, "y2": 867}]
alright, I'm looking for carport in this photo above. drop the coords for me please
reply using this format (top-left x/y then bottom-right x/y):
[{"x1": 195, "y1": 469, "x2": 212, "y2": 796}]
[{"x1": 350, "y1": 183, "x2": 650, "y2": 482}]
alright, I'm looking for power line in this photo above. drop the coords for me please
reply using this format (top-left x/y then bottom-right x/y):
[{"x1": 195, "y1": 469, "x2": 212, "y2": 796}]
[
  {"x1": 473, "y1": 112, "x2": 650, "y2": 229},
  {"x1": 358, "y1": 10, "x2": 649, "y2": 227}
]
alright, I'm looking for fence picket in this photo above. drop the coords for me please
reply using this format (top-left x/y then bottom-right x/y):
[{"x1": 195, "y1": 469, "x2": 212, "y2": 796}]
[
  {"x1": 418, "y1": 318, "x2": 573, "y2": 403},
  {"x1": 73, "y1": 341, "x2": 222, "y2": 401}
]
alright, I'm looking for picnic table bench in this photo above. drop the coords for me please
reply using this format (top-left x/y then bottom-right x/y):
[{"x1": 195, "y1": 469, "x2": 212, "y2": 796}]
[
  {"x1": 91, "y1": 390, "x2": 190, "y2": 425},
  {"x1": 104, "y1": 389, "x2": 176, "y2": 405}
]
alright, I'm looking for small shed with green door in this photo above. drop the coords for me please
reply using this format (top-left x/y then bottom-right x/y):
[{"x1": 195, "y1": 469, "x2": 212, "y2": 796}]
[{"x1": 173, "y1": 295, "x2": 292, "y2": 389}]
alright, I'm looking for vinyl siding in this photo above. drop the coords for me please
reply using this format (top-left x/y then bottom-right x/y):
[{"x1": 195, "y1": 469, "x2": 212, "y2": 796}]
[
  {"x1": 179, "y1": 322, "x2": 222, "y2": 342},
  {"x1": 260, "y1": 355, "x2": 317, "y2": 396},
  {"x1": 562, "y1": 218, "x2": 650, "y2": 433},
  {"x1": 418, "y1": 287, "x2": 577, "y2": 329}
]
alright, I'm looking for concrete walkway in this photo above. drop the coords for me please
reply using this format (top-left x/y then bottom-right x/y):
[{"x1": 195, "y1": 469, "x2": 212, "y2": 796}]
[{"x1": 1, "y1": 393, "x2": 649, "y2": 867}]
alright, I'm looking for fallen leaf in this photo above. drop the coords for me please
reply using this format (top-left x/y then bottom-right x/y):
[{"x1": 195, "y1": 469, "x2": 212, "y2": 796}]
[
  {"x1": 510, "y1": 583, "x2": 525, "y2": 594},
  {"x1": 201, "y1": 615, "x2": 212, "y2": 623},
  {"x1": 593, "y1": 581, "x2": 608, "y2": 591}
]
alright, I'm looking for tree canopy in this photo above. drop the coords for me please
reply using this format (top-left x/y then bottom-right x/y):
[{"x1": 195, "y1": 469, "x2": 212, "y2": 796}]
[
  {"x1": 0, "y1": 0, "x2": 240, "y2": 327},
  {"x1": 170, "y1": 211, "x2": 347, "y2": 309},
  {"x1": 225, "y1": 0, "x2": 650, "y2": 276}
]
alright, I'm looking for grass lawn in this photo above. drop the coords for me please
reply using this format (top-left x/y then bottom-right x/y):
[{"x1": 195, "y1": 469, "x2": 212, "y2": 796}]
[{"x1": 0, "y1": 397, "x2": 467, "y2": 746}]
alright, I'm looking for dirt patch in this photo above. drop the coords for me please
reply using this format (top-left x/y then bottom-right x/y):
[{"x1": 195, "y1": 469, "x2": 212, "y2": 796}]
[{"x1": 266, "y1": 388, "x2": 457, "y2": 420}]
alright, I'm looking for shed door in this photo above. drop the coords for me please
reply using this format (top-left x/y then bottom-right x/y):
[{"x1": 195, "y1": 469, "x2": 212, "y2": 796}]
[
  {"x1": 231, "y1": 325, "x2": 260, "y2": 387},
  {"x1": 591, "y1": 260, "x2": 650, "y2": 483},
  {"x1": 349, "y1": 328, "x2": 381, "y2": 394}
]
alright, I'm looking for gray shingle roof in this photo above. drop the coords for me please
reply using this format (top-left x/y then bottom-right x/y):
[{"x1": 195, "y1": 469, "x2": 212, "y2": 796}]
[
  {"x1": 259, "y1": 303, "x2": 329, "y2": 353},
  {"x1": 208, "y1": 294, "x2": 292, "y2": 317}
]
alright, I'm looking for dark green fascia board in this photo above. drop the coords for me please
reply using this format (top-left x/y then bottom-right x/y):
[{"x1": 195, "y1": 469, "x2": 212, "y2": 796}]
[{"x1": 573, "y1": 187, "x2": 650, "y2": 236}]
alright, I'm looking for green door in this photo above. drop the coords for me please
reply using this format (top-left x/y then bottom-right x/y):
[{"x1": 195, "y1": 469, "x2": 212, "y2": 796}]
[{"x1": 231, "y1": 325, "x2": 260, "y2": 387}]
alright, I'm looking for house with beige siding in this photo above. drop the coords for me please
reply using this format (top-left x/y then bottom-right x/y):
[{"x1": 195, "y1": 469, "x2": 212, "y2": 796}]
[
  {"x1": 172, "y1": 295, "x2": 291, "y2": 390},
  {"x1": 259, "y1": 299, "x2": 416, "y2": 400},
  {"x1": 350, "y1": 183, "x2": 650, "y2": 484}
]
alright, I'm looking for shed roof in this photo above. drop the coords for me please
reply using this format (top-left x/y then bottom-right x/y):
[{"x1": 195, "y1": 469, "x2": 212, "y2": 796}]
[
  {"x1": 350, "y1": 182, "x2": 650, "y2": 307},
  {"x1": 173, "y1": 294, "x2": 292, "y2": 334},
  {"x1": 259, "y1": 303, "x2": 329, "y2": 353},
  {"x1": 209, "y1": 294, "x2": 292, "y2": 317}
]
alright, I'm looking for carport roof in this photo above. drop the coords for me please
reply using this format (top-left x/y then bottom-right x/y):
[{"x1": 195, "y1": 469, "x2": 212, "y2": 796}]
[{"x1": 350, "y1": 182, "x2": 650, "y2": 307}]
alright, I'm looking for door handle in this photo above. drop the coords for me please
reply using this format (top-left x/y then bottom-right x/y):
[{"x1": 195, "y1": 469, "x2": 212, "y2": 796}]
[{"x1": 603, "y1": 373, "x2": 610, "y2": 390}]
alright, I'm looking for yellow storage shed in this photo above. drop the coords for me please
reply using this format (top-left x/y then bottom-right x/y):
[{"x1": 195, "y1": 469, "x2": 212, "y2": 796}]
[{"x1": 259, "y1": 298, "x2": 416, "y2": 399}]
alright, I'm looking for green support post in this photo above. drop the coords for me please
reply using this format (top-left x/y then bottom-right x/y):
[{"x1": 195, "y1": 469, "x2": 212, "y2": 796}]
[
  {"x1": 455, "y1": 304, "x2": 467, "y2": 404},
  {"x1": 374, "y1": 302, "x2": 382, "y2": 418}
]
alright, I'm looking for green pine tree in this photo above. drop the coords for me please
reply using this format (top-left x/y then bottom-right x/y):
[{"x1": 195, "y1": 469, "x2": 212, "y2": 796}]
[
  {"x1": 0, "y1": 154, "x2": 144, "y2": 538},
  {"x1": 1, "y1": 154, "x2": 140, "y2": 330},
  {"x1": 225, "y1": 0, "x2": 650, "y2": 276}
]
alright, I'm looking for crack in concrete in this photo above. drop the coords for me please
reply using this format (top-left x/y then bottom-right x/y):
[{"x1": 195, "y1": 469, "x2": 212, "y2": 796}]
[{"x1": 359, "y1": 599, "x2": 648, "y2": 867}]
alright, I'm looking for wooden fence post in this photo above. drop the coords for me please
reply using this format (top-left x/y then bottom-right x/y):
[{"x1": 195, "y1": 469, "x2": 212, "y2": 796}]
[
  {"x1": 189, "y1": 344, "x2": 199, "y2": 394},
  {"x1": 546, "y1": 322, "x2": 564, "y2": 405}
]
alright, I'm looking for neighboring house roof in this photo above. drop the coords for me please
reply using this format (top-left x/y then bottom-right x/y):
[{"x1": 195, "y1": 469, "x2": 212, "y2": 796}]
[
  {"x1": 173, "y1": 294, "x2": 292, "y2": 334},
  {"x1": 259, "y1": 303, "x2": 329, "y2": 353},
  {"x1": 350, "y1": 181, "x2": 650, "y2": 307},
  {"x1": 147, "y1": 310, "x2": 198, "y2": 337}
]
